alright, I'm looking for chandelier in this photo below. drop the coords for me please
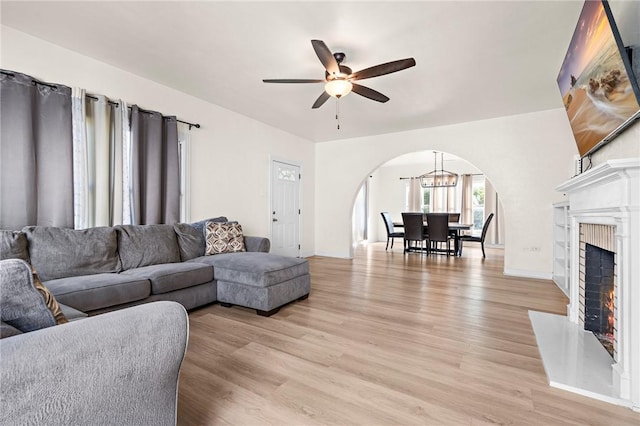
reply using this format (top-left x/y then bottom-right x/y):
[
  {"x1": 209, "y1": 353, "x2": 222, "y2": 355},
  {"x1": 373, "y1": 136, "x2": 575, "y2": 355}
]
[{"x1": 420, "y1": 152, "x2": 459, "y2": 188}]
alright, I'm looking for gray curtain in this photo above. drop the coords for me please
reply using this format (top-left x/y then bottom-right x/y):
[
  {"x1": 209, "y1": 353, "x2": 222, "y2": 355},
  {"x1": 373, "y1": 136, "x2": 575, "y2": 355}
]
[
  {"x1": 129, "y1": 105, "x2": 179, "y2": 225},
  {"x1": 0, "y1": 70, "x2": 73, "y2": 230}
]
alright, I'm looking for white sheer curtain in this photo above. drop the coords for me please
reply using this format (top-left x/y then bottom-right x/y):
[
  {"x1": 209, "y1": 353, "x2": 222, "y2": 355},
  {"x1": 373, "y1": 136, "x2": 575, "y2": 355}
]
[
  {"x1": 72, "y1": 88, "x2": 89, "y2": 229},
  {"x1": 484, "y1": 178, "x2": 504, "y2": 244},
  {"x1": 86, "y1": 94, "x2": 111, "y2": 226},
  {"x1": 121, "y1": 100, "x2": 132, "y2": 225},
  {"x1": 460, "y1": 174, "x2": 473, "y2": 225},
  {"x1": 177, "y1": 122, "x2": 191, "y2": 222},
  {"x1": 430, "y1": 186, "x2": 455, "y2": 212},
  {"x1": 407, "y1": 178, "x2": 422, "y2": 211},
  {"x1": 72, "y1": 90, "x2": 128, "y2": 228}
]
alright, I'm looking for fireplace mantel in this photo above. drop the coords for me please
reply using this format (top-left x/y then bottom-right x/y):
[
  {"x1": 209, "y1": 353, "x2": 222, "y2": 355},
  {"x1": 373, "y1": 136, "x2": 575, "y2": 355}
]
[
  {"x1": 532, "y1": 158, "x2": 640, "y2": 410},
  {"x1": 557, "y1": 158, "x2": 639, "y2": 209}
]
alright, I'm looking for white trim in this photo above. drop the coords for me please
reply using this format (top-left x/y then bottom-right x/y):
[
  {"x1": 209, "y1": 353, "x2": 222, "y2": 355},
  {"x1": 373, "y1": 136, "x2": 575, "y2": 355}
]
[
  {"x1": 313, "y1": 251, "x2": 352, "y2": 259},
  {"x1": 503, "y1": 269, "x2": 553, "y2": 280}
]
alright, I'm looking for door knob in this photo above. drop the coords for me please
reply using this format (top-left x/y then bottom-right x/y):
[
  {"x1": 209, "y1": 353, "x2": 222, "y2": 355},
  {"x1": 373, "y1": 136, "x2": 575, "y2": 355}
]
[{"x1": 272, "y1": 218, "x2": 278, "y2": 222}]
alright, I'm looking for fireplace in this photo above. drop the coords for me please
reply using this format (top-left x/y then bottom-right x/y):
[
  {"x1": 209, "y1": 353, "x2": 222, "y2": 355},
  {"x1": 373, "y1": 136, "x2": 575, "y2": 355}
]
[
  {"x1": 582, "y1": 242, "x2": 615, "y2": 357},
  {"x1": 531, "y1": 159, "x2": 640, "y2": 410}
]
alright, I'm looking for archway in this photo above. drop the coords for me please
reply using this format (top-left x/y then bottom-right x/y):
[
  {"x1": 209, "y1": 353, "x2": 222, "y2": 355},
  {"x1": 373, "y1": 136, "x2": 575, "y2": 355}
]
[
  {"x1": 314, "y1": 110, "x2": 574, "y2": 277},
  {"x1": 350, "y1": 150, "x2": 505, "y2": 252}
]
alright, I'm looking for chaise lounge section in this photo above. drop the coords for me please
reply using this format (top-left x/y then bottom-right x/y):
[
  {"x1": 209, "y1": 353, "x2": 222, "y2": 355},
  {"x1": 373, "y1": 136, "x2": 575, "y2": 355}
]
[{"x1": 190, "y1": 251, "x2": 310, "y2": 316}]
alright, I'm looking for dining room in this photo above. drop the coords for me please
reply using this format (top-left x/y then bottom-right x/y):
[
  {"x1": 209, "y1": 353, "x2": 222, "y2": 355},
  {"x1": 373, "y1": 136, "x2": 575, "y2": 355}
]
[{"x1": 352, "y1": 150, "x2": 505, "y2": 257}]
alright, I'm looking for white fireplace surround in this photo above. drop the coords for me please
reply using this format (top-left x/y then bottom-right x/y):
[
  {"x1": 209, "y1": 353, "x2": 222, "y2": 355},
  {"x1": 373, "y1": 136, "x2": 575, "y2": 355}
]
[{"x1": 532, "y1": 159, "x2": 639, "y2": 410}]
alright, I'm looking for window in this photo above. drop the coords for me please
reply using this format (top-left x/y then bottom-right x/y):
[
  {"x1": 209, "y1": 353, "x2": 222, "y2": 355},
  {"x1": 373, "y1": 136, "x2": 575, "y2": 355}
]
[
  {"x1": 422, "y1": 187, "x2": 431, "y2": 213},
  {"x1": 472, "y1": 175, "x2": 485, "y2": 234}
]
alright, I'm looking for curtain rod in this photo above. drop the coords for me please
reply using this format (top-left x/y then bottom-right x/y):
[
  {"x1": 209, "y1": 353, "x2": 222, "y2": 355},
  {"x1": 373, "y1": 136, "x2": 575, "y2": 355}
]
[
  {"x1": 400, "y1": 173, "x2": 483, "y2": 180},
  {"x1": 86, "y1": 94, "x2": 200, "y2": 130},
  {"x1": 1, "y1": 71, "x2": 200, "y2": 130}
]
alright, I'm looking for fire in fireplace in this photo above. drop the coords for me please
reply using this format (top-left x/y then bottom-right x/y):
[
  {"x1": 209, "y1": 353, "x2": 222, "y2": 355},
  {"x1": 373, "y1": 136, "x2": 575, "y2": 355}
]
[{"x1": 583, "y1": 243, "x2": 615, "y2": 357}]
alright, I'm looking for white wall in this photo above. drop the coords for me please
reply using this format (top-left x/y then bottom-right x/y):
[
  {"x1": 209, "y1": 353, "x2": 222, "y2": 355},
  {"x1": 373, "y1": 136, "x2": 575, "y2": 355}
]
[
  {"x1": 315, "y1": 109, "x2": 578, "y2": 277},
  {"x1": 1, "y1": 26, "x2": 316, "y2": 256}
]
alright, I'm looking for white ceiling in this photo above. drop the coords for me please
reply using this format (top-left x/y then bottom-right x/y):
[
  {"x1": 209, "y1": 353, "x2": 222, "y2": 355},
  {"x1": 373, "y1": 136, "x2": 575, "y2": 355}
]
[{"x1": 1, "y1": 1, "x2": 584, "y2": 143}]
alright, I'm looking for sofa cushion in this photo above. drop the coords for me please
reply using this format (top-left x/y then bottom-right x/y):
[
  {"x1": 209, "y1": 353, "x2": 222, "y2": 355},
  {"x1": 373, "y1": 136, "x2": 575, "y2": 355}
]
[
  {"x1": 189, "y1": 216, "x2": 228, "y2": 238},
  {"x1": 205, "y1": 222, "x2": 246, "y2": 255},
  {"x1": 117, "y1": 224, "x2": 181, "y2": 270},
  {"x1": 0, "y1": 230, "x2": 30, "y2": 262},
  {"x1": 122, "y1": 262, "x2": 213, "y2": 295},
  {"x1": 189, "y1": 252, "x2": 308, "y2": 287},
  {"x1": 44, "y1": 274, "x2": 150, "y2": 313},
  {"x1": 173, "y1": 223, "x2": 204, "y2": 261},
  {"x1": 0, "y1": 259, "x2": 59, "y2": 333},
  {"x1": 23, "y1": 226, "x2": 121, "y2": 281}
]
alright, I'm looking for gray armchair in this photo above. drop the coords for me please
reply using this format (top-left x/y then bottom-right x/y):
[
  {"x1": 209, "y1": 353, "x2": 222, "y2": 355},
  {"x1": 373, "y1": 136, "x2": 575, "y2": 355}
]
[{"x1": 1, "y1": 300, "x2": 189, "y2": 425}]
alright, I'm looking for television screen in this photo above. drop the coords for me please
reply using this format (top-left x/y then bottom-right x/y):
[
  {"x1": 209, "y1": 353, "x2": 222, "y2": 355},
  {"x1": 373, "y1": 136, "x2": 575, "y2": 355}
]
[{"x1": 557, "y1": 0, "x2": 640, "y2": 157}]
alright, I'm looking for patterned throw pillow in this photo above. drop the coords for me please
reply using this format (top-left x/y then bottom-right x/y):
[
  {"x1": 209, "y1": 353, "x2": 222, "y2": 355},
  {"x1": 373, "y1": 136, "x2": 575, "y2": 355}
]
[
  {"x1": 205, "y1": 222, "x2": 246, "y2": 255},
  {"x1": 31, "y1": 266, "x2": 68, "y2": 325}
]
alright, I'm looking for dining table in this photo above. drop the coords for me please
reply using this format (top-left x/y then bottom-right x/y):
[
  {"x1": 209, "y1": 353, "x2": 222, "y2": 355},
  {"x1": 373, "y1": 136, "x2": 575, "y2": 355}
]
[{"x1": 393, "y1": 221, "x2": 472, "y2": 256}]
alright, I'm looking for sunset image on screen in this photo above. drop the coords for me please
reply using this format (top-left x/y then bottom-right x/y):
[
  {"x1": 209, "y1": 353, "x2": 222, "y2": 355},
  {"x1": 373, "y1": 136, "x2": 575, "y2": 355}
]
[{"x1": 557, "y1": 1, "x2": 640, "y2": 156}]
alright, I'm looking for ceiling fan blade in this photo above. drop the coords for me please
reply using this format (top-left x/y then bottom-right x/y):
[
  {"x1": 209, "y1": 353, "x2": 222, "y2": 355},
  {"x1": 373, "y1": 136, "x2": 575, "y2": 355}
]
[
  {"x1": 311, "y1": 40, "x2": 340, "y2": 75},
  {"x1": 263, "y1": 79, "x2": 324, "y2": 83},
  {"x1": 349, "y1": 58, "x2": 416, "y2": 81},
  {"x1": 351, "y1": 83, "x2": 390, "y2": 103},
  {"x1": 312, "y1": 91, "x2": 331, "y2": 109}
]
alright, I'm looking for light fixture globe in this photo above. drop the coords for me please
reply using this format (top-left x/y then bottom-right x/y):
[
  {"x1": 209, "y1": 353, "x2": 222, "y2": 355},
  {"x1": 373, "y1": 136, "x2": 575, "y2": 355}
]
[{"x1": 324, "y1": 79, "x2": 353, "y2": 98}]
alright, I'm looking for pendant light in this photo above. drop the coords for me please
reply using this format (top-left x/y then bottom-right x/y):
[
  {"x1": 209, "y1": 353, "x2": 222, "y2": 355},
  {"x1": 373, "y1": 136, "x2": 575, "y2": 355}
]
[{"x1": 420, "y1": 152, "x2": 458, "y2": 188}]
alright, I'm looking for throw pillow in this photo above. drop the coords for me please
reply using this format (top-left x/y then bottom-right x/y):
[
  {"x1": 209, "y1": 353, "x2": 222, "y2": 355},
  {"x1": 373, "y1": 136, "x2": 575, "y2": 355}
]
[
  {"x1": 190, "y1": 216, "x2": 228, "y2": 238},
  {"x1": 205, "y1": 222, "x2": 246, "y2": 255},
  {"x1": 0, "y1": 230, "x2": 30, "y2": 262},
  {"x1": 31, "y1": 266, "x2": 68, "y2": 325},
  {"x1": 173, "y1": 223, "x2": 205, "y2": 261},
  {"x1": 0, "y1": 259, "x2": 68, "y2": 333}
]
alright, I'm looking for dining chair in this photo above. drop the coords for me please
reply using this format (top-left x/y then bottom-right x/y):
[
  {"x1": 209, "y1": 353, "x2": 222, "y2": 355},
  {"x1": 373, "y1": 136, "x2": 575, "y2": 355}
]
[
  {"x1": 459, "y1": 213, "x2": 494, "y2": 258},
  {"x1": 401, "y1": 212, "x2": 428, "y2": 254},
  {"x1": 448, "y1": 213, "x2": 460, "y2": 223},
  {"x1": 425, "y1": 213, "x2": 454, "y2": 255},
  {"x1": 380, "y1": 212, "x2": 404, "y2": 250}
]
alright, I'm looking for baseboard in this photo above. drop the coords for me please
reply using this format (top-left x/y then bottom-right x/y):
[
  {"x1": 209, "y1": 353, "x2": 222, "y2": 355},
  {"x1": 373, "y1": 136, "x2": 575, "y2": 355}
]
[
  {"x1": 503, "y1": 268, "x2": 553, "y2": 280},
  {"x1": 312, "y1": 251, "x2": 353, "y2": 259},
  {"x1": 299, "y1": 250, "x2": 315, "y2": 258}
]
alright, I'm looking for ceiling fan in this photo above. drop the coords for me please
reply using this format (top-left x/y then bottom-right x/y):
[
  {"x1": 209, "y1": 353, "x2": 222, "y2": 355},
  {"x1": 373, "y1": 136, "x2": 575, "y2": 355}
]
[{"x1": 263, "y1": 40, "x2": 416, "y2": 109}]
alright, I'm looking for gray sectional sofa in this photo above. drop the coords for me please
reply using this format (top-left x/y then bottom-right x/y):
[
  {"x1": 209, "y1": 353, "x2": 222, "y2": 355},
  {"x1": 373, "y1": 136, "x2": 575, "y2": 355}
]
[
  {"x1": 1, "y1": 218, "x2": 310, "y2": 424},
  {"x1": 1, "y1": 217, "x2": 310, "y2": 322}
]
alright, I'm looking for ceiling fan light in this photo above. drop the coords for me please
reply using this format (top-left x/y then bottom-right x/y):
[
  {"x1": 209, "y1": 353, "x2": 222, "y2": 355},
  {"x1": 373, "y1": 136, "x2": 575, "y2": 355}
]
[{"x1": 325, "y1": 79, "x2": 353, "y2": 98}]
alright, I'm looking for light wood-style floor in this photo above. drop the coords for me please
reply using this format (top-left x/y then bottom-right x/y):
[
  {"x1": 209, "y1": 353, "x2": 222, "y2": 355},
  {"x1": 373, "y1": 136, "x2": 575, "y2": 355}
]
[{"x1": 177, "y1": 243, "x2": 640, "y2": 425}]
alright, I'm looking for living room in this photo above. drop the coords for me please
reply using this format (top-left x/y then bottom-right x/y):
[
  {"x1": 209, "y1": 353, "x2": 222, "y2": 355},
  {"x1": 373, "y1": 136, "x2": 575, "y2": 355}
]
[{"x1": 2, "y1": 0, "x2": 640, "y2": 424}]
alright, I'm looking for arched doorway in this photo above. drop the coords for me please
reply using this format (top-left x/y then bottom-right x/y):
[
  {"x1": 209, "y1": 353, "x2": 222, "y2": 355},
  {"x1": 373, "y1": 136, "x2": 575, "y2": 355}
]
[{"x1": 352, "y1": 150, "x2": 504, "y2": 250}]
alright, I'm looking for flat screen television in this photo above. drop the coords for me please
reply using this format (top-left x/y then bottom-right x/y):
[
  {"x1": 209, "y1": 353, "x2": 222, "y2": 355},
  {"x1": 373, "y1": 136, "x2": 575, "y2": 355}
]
[{"x1": 557, "y1": 0, "x2": 640, "y2": 157}]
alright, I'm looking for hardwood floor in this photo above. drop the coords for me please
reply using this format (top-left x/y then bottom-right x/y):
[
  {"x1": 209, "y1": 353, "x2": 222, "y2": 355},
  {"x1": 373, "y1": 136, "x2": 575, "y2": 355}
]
[{"x1": 177, "y1": 243, "x2": 640, "y2": 425}]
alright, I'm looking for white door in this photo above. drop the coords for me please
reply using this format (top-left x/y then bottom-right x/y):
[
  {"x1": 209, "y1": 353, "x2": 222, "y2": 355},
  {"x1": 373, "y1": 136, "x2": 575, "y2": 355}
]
[{"x1": 271, "y1": 160, "x2": 301, "y2": 257}]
